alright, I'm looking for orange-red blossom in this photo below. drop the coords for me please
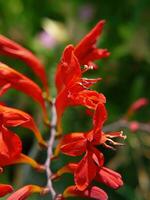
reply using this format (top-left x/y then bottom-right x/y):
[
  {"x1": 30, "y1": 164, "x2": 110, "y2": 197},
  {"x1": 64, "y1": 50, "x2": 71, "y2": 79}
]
[
  {"x1": 58, "y1": 104, "x2": 125, "y2": 195},
  {"x1": 0, "y1": 20, "x2": 126, "y2": 200}
]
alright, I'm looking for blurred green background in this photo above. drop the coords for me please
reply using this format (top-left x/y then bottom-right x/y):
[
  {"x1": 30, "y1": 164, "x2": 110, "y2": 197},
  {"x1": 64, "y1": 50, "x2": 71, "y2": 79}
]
[{"x1": 0, "y1": 0, "x2": 150, "y2": 200}]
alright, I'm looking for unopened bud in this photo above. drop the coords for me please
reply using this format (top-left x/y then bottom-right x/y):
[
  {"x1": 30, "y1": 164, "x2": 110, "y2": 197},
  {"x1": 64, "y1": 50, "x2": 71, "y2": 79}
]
[{"x1": 129, "y1": 121, "x2": 139, "y2": 133}]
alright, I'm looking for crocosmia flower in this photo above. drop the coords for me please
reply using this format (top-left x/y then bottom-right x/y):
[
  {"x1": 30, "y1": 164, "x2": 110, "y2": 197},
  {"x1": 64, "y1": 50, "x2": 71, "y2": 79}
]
[
  {"x1": 7, "y1": 185, "x2": 44, "y2": 200},
  {"x1": 55, "y1": 47, "x2": 106, "y2": 131},
  {"x1": 63, "y1": 185, "x2": 108, "y2": 200},
  {"x1": 60, "y1": 103, "x2": 125, "y2": 191},
  {"x1": 0, "y1": 35, "x2": 48, "y2": 92},
  {"x1": 74, "y1": 20, "x2": 110, "y2": 66},
  {"x1": 55, "y1": 20, "x2": 109, "y2": 93},
  {"x1": 0, "y1": 115, "x2": 22, "y2": 167},
  {"x1": 0, "y1": 104, "x2": 46, "y2": 147},
  {"x1": 0, "y1": 19, "x2": 126, "y2": 200},
  {"x1": 0, "y1": 62, "x2": 47, "y2": 120}
]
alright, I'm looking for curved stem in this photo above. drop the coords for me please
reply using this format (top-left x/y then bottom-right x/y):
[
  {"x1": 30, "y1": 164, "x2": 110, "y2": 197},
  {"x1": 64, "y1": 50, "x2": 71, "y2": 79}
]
[{"x1": 45, "y1": 98, "x2": 57, "y2": 199}]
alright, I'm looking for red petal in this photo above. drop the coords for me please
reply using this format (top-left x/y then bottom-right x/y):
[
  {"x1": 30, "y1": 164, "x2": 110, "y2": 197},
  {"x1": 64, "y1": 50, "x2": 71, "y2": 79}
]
[
  {"x1": 0, "y1": 126, "x2": 22, "y2": 167},
  {"x1": 52, "y1": 163, "x2": 78, "y2": 180},
  {"x1": 74, "y1": 90, "x2": 106, "y2": 110},
  {"x1": 61, "y1": 51, "x2": 81, "y2": 88},
  {"x1": 83, "y1": 48, "x2": 109, "y2": 63},
  {"x1": 96, "y1": 167, "x2": 123, "y2": 189},
  {"x1": 91, "y1": 147, "x2": 104, "y2": 167},
  {"x1": 12, "y1": 153, "x2": 45, "y2": 171},
  {"x1": 0, "y1": 104, "x2": 47, "y2": 147},
  {"x1": 55, "y1": 45, "x2": 73, "y2": 92},
  {"x1": 7, "y1": 185, "x2": 43, "y2": 200},
  {"x1": 0, "y1": 184, "x2": 13, "y2": 197},
  {"x1": 0, "y1": 35, "x2": 48, "y2": 90},
  {"x1": 93, "y1": 103, "x2": 107, "y2": 132},
  {"x1": 74, "y1": 20, "x2": 110, "y2": 65},
  {"x1": 88, "y1": 104, "x2": 107, "y2": 143},
  {"x1": 61, "y1": 133, "x2": 87, "y2": 156},
  {"x1": 74, "y1": 151, "x2": 97, "y2": 191},
  {"x1": 55, "y1": 44, "x2": 81, "y2": 93},
  {"x1": 0, "y1": 63, "x2": 47, "y2": 119},
  {"x1": 55, "y1": 87, "x2": 68, "y2": 125},
  {"x1": 129, "y1": 98, "x2": 149, "y2": 111},
  {"x1": 63, "y1": 185, "x2": 108, "y2": 200},
  {"x1": 126, "y1": 98, "x2": 149, "y2": 118},
  {"x1": 56, "y1": 77, "x2": 106, "y2": 126},
  {"x1": 0, "y1": 83, "x2": 11, "y2": 96}
]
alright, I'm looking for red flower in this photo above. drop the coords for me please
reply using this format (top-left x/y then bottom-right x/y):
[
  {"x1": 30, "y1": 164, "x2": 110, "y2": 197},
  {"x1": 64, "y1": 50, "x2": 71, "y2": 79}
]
[
  {"x1": 74, "y1": 20, "x2": 110, "y2": 67},
  {"x1": 96, "y1": 167, "x2": 123, "y2": 189},
  {"x1": 0, "y1": 122, "x2": 22, "y2": 167},
  {"x1": 0, "y1": 20, "x2": 125, "y2": 200},
  {"x1": 74, "y1": 148, "x2": 104, "y2": 191},
  {"x1": 7, "y1": 185, "x2": 44, "y2": 200},
  {"x1": 54, "y1": 162, "x2": 123, "y2": 190},
  {"x1": 59, "y1": 144, "x2": 104, "y2": 192},
  {"x1": 126, "y1": 97, "x2": 149, "y2": 118},
  {"x1": 0, "y1": 62, "x2": 47, "y2": 120},
  {"x1": 55, "y1": 48, "x2": 106, "y2": 130},
  {"x1": 60, "y1": 104, "x2": 125, "y2": 190},
  {"x1": 0, "y1": 35, "x2": 48, "y2": 92},
  {"x1": 56, "y1": 85, "x2": 105, "y2": 125},
  {"x1": 129, "y1": 98, "x2": 149, "y2": 112},
  {"x1": 63, "y1": 185, "x2": 108, "y2": 200},
  {"x1": 55, "y1": 20, "x2": 109, "y2": 93},
  {"x1": 0, "y1": 115, "x2": 45, "y2": 170},
  {"x1": 55, "y1": 45, "x2": 76, "y2": 93},
  {"x1": 129, "y1": 121, "x2": 139, "y2": 133},
  {"x1": 0, "y1": 184, "x2": 13, "y2": 197},
  {"x1": 0, "y1": 104, "x2": 47, "y2": 147},
  {"x1": 55, "y1": 21, "x2": 109, "y2": 92},
  {"x1": 60, "y1": 104, "x2": 125, "y2": 155}
]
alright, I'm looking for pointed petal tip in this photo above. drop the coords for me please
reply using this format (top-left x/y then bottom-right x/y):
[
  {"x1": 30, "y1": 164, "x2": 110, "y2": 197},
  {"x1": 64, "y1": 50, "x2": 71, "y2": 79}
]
[
  {"x1": 98, "y1": 20, "x2": 106, "y2": 26},
  {"x1": 7, "y1": 185, "x2": 43, "y2": 200},
  {"x1": 0, "y1": 184, "x2": 13, "y2": 197}
]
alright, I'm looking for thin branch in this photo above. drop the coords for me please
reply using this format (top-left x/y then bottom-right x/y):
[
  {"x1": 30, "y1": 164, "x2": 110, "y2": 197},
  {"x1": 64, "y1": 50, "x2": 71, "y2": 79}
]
[
  {"x1": 103, "y1": 119, "x2": 150, "y2": 133},
  {"x1": 45, "y1": 98, "x2": 57, "y2": 199}
]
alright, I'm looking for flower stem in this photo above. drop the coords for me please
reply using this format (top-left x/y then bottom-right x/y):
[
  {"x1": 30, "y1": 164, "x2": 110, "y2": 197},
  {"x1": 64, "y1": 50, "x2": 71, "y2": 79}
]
[{"x1": 45, "y1": 98, "x2": 57, "y2": 199}]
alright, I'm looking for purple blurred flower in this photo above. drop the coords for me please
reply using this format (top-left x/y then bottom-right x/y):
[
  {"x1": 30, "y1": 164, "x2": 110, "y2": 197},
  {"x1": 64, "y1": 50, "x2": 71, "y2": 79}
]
[
  {"x1": 79, "y1": 4, "x2": 94, "y2": 22},
  {"x1": 38, "y1": 31, "x2": 57, "y2": 48}
]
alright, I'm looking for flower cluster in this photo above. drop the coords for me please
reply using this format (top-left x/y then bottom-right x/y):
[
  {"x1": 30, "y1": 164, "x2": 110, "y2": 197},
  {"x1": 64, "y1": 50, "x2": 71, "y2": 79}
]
[
  {"x1": 0, "y1": 35, "x2": 48, "y2": 198},
  {"x1": 0, "y1": 20, "x2": 125, "y2": 200},
  {"x1": 54, "y1": 20, "x2": 125, "y2": 200}
]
